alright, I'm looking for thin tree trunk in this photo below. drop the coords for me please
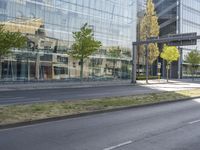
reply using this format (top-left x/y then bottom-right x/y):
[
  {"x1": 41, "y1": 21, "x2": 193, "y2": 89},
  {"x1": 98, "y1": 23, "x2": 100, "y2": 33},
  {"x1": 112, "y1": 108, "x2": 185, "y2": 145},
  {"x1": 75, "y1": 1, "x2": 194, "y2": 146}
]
[
  {"x1": 92, "y1": 59, "x2": 94, "y2": 77},
  {"x1": 80, "y1": 58, "x2": 84, "y2": 81},
  {"x1": 192, "y1": 66, "x2": 195, "y2": 81},
  {"x1": 0, "y1": 57, "x2": 2, "y2": 80},
  {"x1": 11, "y1": 59, "x2": 14, "y2": 81},
  {"x1": 167, "y1": 64, "x2": 170, "y2": 83},
  {"x1": 113, "y1": 61, "x2": 116, "y2": 78},
  {"x1": 149, "y1": 65, "x2": 151, "y2": 76},
  {"x1": 149, "y1": 64, "x2": 153, "y2": 77},
  {"x1": 137, "y1": 51, "x2": 140, "y2": 76},
  {"x1": 6, "y1": 60, "x2": 9, "y2": 79},
  {"x1": 167, "y1": 68, "x2": 169, "y2": 83}
]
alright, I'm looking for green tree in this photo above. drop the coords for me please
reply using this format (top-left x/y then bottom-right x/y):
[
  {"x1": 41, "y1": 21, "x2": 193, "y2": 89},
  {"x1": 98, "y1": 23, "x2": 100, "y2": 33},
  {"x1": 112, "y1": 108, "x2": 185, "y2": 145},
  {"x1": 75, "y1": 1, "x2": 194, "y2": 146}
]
[
  {"x1": 185, "y1": 49, "x2": 200, "y2": 80},
  {"x1": 160, "y1": 45, "x2": 180, "y2": 82},
  {"x1": 69, "y1": 23, "x2": 102, "y2": 80},
  {"x1": 140, "y1": 0, "x2": 160, "y2": 76},
  {"x1": 0, "y1": 24, "x2": 27, "y2": 79},
  {"x1": 108, "y1": 46, "x2": 121, "y2": 78}
]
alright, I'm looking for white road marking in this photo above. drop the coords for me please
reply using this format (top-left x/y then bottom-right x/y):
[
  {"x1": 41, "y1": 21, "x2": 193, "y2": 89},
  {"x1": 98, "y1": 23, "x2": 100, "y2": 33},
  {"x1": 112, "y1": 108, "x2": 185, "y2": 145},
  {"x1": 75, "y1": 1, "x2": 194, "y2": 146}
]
[
  {"x1": 103, "y1": 140, "x2": 133, "y2": 150},
  {"x1": 188, "y1": 119, "x2": 200, "y2": 125}
]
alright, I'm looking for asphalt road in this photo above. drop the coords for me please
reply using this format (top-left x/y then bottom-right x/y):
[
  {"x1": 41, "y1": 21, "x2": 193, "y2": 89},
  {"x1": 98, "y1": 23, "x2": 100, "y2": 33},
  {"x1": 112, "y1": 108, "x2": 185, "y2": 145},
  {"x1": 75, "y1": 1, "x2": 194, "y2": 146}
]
[
  {"x1": 1, "y1": 99, "x2": 200, "y2": 150},
  {"x1": 0, "y1": 85, "x2": 160, "y2": 105}
]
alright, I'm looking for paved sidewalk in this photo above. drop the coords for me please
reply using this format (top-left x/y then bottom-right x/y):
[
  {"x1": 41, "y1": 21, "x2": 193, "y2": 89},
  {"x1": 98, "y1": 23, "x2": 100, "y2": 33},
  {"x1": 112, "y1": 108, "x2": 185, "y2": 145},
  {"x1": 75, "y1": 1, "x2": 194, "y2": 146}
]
[
  {"x1": 0, "y1": 79, "x2": 199, "y2": 92},
  {"x1": 0, "y1": 80, "x2": 131, "y2": 91},
  {"x1": 138, "y1": 79, "x2": 200, "y2": 91}
]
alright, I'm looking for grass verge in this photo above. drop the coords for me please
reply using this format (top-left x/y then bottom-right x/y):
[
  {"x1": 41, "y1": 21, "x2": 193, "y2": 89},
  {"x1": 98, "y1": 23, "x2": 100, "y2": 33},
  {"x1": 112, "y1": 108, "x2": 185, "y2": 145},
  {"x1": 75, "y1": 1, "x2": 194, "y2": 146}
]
[{"x1": 0, "y1": 89, "x2": 200, "y2": 126}]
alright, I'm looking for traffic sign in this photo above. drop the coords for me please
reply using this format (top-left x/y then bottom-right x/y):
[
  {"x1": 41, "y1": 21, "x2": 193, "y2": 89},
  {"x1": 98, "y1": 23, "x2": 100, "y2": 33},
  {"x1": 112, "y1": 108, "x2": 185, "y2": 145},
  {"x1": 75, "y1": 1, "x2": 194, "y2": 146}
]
[
  {"x1": 162, "y1": 33, "x2": 197, "y2": 46},
  {"x1": 157, "y1": 62, "x2": 161, "y2": 69}
]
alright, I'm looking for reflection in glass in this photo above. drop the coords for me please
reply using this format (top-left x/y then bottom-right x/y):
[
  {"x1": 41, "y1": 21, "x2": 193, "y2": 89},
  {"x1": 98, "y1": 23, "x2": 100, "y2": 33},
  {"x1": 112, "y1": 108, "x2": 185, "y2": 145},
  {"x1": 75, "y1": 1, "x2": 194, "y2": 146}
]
[{"x1": 0, "y1": 0, "x2": 137, "y2": 81}]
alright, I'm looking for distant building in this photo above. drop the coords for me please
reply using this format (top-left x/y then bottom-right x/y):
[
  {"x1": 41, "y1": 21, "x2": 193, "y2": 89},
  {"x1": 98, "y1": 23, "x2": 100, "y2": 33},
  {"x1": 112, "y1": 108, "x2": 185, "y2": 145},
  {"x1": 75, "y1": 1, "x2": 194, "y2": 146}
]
[{"x1": 145, "y1": 0, "x2": 200, "y2": 78}]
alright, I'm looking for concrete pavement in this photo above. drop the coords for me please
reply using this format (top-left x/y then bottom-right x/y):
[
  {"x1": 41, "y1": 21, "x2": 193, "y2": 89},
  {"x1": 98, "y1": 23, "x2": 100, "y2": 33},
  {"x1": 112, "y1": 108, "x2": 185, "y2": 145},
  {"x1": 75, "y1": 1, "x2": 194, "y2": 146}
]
[
  {"x1": 0, "y1": 80, "x2": 131, "y2": 91},
  {"x1": 0, "y1": 79, "x2": 199, "y2": 92},
  {"x1": 138, "y1": 79, "x2": 200, "y2": 91},
  {"x1": 1, "y1": 98, "x2": 200, "y2": 150}
]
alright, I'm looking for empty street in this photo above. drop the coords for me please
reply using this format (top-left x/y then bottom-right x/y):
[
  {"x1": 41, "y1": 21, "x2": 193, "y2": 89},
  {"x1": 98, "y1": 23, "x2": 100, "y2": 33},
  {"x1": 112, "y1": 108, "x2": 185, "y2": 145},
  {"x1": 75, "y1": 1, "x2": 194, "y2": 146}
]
[{"x1": 1, "y1": 98, "x2": 200, "y2": 150}]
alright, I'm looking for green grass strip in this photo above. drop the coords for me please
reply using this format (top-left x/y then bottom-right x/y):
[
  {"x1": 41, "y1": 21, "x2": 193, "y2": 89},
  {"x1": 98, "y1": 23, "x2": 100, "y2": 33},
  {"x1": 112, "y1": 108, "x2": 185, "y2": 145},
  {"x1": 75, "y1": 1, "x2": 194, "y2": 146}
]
[{"x1": 0, "y1": 89, "x2": 200, "y2": 125}]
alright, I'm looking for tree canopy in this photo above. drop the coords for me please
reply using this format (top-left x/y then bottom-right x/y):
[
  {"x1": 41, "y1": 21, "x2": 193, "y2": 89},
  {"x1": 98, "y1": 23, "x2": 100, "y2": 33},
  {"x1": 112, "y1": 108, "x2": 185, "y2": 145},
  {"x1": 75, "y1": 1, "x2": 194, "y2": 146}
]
[
  {"x1": 108, "y1": 46, "x2": 121, "y2": 78},
  {"x1": 160, "y1": 45, "x2": 180, "y2": 82},
  {"x1": 69, "y1": 23, "x2": 102, "y2": 60},
  {"x1": 0, "y1": 24, "x2": 27, "y2": 58},
  {"x1": 185, "y1": 49, "x2": 200, "y2": 66},
  {"x1": 160, "y1": 45, "x2": 180, "y2": 65},
  {"x1": 108, "y1": 46, "x2": 121, "y2": 59},
  {"x1": 68, "y1": 23, "x2": 102, "y2": 80},
  {"x1": 140, "y1": 0, "x2": 160, "y2": 65},
  {"x1": 185, "y1": 49, "x2": 200, "y2": 80}
]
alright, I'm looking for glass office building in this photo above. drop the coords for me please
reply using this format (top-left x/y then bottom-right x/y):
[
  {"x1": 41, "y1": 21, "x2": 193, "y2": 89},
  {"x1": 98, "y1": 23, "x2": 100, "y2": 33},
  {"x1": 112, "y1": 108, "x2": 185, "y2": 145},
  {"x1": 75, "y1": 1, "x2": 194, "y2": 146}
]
[
  {"x1": 153, "y1": 0, "x2": 200, "y2": 78},
  {"x1": 0, "y1": 0, "x2": 137, "y2": 81},
  {"x1": 180, "y1": 0, "x2": 200, "y2": 77},
  {"x1": 153, "y1": 0, "x2": 179, "y2": 78}
]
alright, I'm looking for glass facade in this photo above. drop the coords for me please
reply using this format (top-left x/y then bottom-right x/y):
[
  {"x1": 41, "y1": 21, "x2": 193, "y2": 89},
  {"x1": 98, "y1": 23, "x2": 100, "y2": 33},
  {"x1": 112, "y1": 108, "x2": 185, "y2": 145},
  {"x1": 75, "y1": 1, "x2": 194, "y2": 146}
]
[
  {"x1": 0, "y1": 0, "x2": 137, "y2": 81},
  {"x1": 154, "y1": 0, "x2": 179, "y2": 78},
  {"x1": 154, "y1": 0, "x2": 177, "y2": 36},
  {"x1": 180, "y1": 0, "x2": 200, "y2": 43},
  {"x1": 180, "y1": 0, "x2": 200, "y2": 77},
  {"x1": 180, "y1": 0, "x2": 200, "y2": 50},
  {"x1": 153, "y1": 0, "x2": 200, "y2": 78}
]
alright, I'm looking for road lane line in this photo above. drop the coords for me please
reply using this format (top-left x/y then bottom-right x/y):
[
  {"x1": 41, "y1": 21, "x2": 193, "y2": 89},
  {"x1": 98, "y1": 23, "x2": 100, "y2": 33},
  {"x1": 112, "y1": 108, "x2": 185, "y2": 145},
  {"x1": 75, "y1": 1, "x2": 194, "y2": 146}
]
[
  {"x1": 103, "y1": 140, "x2": 132, "y2": 150},
  {"x1": 188, "y1": 119, "x2": 200, "y2": 124}
]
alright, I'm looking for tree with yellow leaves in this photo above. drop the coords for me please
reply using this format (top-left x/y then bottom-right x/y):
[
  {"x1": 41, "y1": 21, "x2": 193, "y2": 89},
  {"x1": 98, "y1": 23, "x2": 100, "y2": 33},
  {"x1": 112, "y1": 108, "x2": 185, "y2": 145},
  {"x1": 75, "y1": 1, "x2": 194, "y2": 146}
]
[
  {"x1": 160, "y1": 45, "x2": 180, "y2": 82},
  {"x1": 140, "y1": 0, "x2": 160, "y2": 75}
]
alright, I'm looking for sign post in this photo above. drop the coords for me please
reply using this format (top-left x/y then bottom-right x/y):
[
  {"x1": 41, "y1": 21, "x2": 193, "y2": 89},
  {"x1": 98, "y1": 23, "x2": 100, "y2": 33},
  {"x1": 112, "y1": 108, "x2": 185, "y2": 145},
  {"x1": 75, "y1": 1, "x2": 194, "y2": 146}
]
[{"x1": 157, "y1": 62, "x2": 161, "y2": 81}]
